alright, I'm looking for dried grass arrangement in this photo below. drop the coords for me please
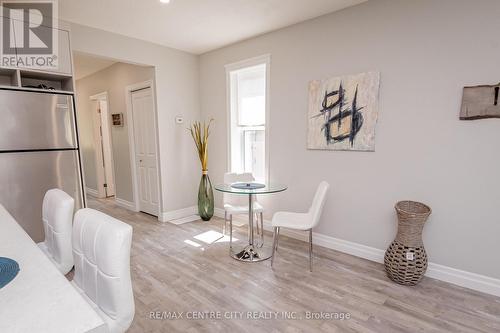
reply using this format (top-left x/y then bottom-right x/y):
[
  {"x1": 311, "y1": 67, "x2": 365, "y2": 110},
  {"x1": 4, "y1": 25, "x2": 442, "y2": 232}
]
[{"x1": 189, "y1": 119, "x2": 213, "y2": 172}]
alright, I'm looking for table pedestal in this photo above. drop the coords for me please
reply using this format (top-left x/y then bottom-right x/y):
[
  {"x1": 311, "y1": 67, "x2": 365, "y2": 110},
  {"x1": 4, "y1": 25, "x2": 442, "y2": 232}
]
[{"x1": 230, "y1": 194, "x2": 271, "y2": 262}]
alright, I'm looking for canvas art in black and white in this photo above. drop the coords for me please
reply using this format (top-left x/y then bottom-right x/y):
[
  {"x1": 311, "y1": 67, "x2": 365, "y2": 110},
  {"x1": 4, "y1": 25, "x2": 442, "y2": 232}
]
[{"x1": 307, "y1": 71, "x2": 380, "y2": 151}]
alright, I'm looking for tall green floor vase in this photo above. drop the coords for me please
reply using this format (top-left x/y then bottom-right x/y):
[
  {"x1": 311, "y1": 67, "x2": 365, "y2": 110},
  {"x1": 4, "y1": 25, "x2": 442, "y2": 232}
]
[{"x1": 198, "y1": 171, "x2": 214, "y2": 221}]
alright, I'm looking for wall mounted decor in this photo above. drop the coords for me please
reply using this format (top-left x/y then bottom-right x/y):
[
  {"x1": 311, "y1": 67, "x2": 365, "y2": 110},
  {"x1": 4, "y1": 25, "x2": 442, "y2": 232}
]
[
  {"x1": 460, "y1": 83, "x2": 500, "y2": 120},
  {"x1": 384, "y1": 201, "x2": 432, "y2": 286},
  {"x1": 111, "y1": 113, "x2": 124, "y2": 126},
  {"x1": 307, "y1": 71, "x2": 380, "y2": 151}
]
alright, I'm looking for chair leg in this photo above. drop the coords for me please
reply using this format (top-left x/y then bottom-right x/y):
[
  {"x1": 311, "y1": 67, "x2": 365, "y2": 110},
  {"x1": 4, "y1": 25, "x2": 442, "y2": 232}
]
[
  {"x1": 275, "y1": 227, "x2": 280, "y2": 252},
  {"x1": 229, "y1": 214, "x2": 233, "y2": 251},
  {"x1": 271, "y1": 227, "x2": 278, "y2": 268},
  {"x1": 223, "y1": 211, "x2": 227, "y2": 235},
  {"x1": 309, "y1": 229, "x2": 313, "y2": 272},
  {"x1": 255, "y1": 213, "x2": 260, "y2": 236},
  {"x1": 258, "y1": 212, "x2": 264, "y2": 248}
]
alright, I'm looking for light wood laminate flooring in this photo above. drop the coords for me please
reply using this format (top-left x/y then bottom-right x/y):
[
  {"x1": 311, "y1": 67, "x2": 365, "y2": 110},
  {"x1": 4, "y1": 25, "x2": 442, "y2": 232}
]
[{"x1": 88, "y1": 197, "x2": 500, "y2": 333}]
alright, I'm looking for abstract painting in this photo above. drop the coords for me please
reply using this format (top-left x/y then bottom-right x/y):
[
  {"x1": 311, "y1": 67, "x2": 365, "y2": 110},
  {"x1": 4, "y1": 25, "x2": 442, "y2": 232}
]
[{"x1": 307, "y1": 71, "x2": 380, "y2": 151}]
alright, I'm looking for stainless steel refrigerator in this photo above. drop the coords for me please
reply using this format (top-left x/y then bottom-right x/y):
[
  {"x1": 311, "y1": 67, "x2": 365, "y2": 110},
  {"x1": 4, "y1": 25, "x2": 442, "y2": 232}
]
[{"x1": 0, "y1": 88, "x2": 84, "y2": 242}]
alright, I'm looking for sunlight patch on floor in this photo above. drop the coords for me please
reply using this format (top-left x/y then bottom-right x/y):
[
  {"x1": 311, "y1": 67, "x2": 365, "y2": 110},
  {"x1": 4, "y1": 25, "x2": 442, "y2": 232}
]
[
  {"x1": 184, "y1": 239, "x2": 202, "y2": 248},
  {"x1": 194, "y1": 230, "x2": 238, "y2": 244}
]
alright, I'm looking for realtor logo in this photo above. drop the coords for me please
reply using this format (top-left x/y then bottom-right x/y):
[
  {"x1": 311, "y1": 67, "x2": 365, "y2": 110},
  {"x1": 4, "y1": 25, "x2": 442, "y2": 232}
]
[{"x1": 0, "y1": 0, "x2": 58, "y2": 69}]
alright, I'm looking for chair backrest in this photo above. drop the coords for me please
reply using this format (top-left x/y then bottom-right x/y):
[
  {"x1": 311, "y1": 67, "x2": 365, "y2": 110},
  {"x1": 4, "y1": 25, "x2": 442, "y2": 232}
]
[
  {"x1": 308, "y1": 181, "x2": 330, "y2": 229},
  {"x1": 42, "y1": 188, "x2": 75, "y2": 274},
  {"x1": 72, "y1": 208, "x2": 134, "y2": 333},
  {"x1": 223, "y1": 172, "x2": 255, "y2": 207}
]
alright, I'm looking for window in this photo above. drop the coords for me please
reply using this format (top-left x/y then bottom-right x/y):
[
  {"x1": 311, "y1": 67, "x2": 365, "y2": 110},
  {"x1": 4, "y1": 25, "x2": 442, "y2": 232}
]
[{"x1": 227, "y1": 56, "x2": 269, "y2": 183}]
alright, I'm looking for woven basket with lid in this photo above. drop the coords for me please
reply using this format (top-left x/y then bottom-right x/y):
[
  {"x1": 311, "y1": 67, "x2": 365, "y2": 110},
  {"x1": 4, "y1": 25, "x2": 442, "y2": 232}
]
[{"x1": 384, "y1": 201, "x2": 432, "y2": 286}]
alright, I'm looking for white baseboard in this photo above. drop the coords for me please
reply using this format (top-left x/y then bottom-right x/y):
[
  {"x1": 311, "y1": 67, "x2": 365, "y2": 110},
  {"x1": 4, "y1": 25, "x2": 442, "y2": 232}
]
[
  {"x1": 314, "y1": 232, "x2": 386, "y2": 263},
  {"x1": 168, "y1": 215, "x2": 201, "y2": 225},
  {"x1": 85, "y1": 187, "x2": 99, "y2": 198},
  {"x1": 425, "y1": 262, "x2": 500, "y2": 297},
  {"x1": 259, "y1": 220, "x2": 500, "y2": 297},
  {"x1": 114, "y1": 197, "x2": 136, "y2": 211},
  {"x1": 161, "y1": 206, "x2": 198, "y2": 223}
]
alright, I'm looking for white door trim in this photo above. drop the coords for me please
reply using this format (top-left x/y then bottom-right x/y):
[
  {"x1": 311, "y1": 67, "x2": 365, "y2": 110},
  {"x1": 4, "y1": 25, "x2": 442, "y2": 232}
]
[
  {"x1": 125, "y1": 80, "x2": 163, "y2": 218},
  {"x1": 89, "y1": 91, "x2": 115, "y2": 198}
]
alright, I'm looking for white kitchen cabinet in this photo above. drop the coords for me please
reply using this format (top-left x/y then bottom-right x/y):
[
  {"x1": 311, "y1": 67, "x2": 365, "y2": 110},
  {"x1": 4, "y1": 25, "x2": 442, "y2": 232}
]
[
  {"x1": 53, "y1": 28, "x2": 72, "y2": 75},
  {"x1": 0, "y1": 17, "x2": 19, "y2": 69},
  {"x1": 13, "y1": 24, "x2": 72, "y2": 76}
]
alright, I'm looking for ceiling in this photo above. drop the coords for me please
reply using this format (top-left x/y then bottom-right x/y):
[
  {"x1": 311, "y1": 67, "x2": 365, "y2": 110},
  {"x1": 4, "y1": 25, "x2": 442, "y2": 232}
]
[
  {"x1": 59, "y1": 0, "x2": 366, "y2": 55},
  {"x1": 73, "y1": 52, "x2": 116, "y2": 80}
]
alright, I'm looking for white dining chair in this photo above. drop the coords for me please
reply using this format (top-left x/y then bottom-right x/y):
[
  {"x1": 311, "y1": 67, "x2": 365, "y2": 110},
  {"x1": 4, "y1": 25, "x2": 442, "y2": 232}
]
[
  {"x1": 270, "y1": 181, "x2": 329, "y2": 272},
  {"x1": 71, "y1": 208, "x2": 134, "y2": 333},
  {"x1": 37, "y1": 188, "x2": 75, "y2": 275},
  {"x1": 223, "y1": 172, "x2": 264, "y2": 249}
]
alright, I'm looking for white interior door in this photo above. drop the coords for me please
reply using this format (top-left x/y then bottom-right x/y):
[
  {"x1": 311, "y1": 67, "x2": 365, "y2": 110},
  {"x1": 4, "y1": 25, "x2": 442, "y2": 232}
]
[
  {"x1": 92, "y1": 100, "x2": 106, "y2": 198},
  {"x1": 99, "y1": 100, "x2": 115, "y2": 197},
  {"x1": 131, "y1": 88, "x2": 159, "y2": 216},
  {"x1": 91, "y1": 95, "x2": 115, "y2": 198}
]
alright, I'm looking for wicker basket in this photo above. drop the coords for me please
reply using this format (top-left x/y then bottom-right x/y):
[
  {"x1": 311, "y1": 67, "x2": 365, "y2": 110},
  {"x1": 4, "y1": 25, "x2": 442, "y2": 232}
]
[{"x1": 384, "y1": 201, "x2": 432, "y2": 286}]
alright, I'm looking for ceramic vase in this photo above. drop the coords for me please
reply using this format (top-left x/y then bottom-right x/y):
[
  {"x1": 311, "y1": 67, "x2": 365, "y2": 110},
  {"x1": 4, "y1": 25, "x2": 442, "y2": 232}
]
[{"x1": 198, "y1": 171, "x2": 214, "y2": 221}]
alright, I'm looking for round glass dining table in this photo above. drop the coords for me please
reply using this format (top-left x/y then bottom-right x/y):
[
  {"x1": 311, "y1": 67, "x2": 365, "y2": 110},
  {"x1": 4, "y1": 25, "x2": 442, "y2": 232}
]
[{"x1": 214, "y1": 183, "x2": 287, "y2": 262}]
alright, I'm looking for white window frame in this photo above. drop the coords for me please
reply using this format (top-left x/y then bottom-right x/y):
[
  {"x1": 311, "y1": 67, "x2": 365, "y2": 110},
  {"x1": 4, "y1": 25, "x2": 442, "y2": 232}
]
[{"x1": 225, "y1": 54, "x2": 271, "y2": 183}]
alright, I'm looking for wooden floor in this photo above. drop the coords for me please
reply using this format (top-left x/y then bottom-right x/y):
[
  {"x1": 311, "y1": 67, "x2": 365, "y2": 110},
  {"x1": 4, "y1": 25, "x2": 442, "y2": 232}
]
[{"x1": 88, "y1": 197, "x2": 500, "y2": 333}]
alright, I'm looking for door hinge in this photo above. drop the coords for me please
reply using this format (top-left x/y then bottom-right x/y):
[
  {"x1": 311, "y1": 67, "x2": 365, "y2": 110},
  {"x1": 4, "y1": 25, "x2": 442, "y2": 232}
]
[
  {"x1": 98, "y1": 109, "x2": 101, "y2": 114},
  {"x1": 103, "y1": 183, "x2": 107, "y2": 188}
]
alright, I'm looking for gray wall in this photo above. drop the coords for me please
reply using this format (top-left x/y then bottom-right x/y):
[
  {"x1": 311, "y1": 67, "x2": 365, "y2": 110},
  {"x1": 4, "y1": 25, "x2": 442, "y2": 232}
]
[
  {"x1": 76, "y1": 62, "x2": 155, "y2": 202},
  {"x1": 200, "y1": 0, "x2": 500, "y2": 279}
]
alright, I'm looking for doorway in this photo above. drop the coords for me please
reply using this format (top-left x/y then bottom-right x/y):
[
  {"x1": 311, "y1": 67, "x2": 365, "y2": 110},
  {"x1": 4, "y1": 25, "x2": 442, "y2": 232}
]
[
  {"x1": 74, "y1": 52, "x2": 162, "y2": 218},
  {"x1": 126, "y1": 82, "x2": 160, "y2": 216},
  {"x1": 90, "y1": 92, "x2": 116, "y2": 198}
]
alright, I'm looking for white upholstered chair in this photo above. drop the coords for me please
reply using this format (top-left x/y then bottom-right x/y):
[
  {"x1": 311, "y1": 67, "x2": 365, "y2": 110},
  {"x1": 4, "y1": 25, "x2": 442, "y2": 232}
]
[
  {"x1": 71, "y1": 208, "x2": 135, "y2": 333},
  {"x1": 223, "y1": 172, "x2": 264, "y2": 249},
  {"x1": 37, "y1": 188, "x2": 75, "y2": 275},
  {"x1": 271, "y1": 181, "x2": 329, "y2": 272}
]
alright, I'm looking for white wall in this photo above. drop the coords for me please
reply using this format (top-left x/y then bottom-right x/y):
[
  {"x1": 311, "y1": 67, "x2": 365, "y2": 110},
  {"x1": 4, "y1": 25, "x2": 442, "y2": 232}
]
[
  {"x1": 76, "y1": 62, "x2": 155, "y2": 203},
  {"x1": 200, "y1": 0, "x2": 500, "y2": 280},
  {"x1": 69, "y1": 23, "x2": 200, "y2": 216}
]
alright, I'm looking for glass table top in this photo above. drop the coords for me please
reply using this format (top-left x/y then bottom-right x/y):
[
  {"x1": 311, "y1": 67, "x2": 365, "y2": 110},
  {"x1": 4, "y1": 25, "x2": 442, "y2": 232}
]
[{"x1": 214, "y1": 183, "x2": 287, "y2": 195}]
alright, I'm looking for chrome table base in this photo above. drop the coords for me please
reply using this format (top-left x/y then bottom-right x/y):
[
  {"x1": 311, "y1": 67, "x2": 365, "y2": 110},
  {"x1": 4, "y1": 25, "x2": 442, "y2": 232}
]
[
  {"x1": 231, "y1": 244, "x2": 271, "y2": 262},
  {"x1": 214, "y1": 182, "x2": 287, "y2": 263},
  {"x1": 230, "y1": 193, "x2": 271, "y2": 262}
]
